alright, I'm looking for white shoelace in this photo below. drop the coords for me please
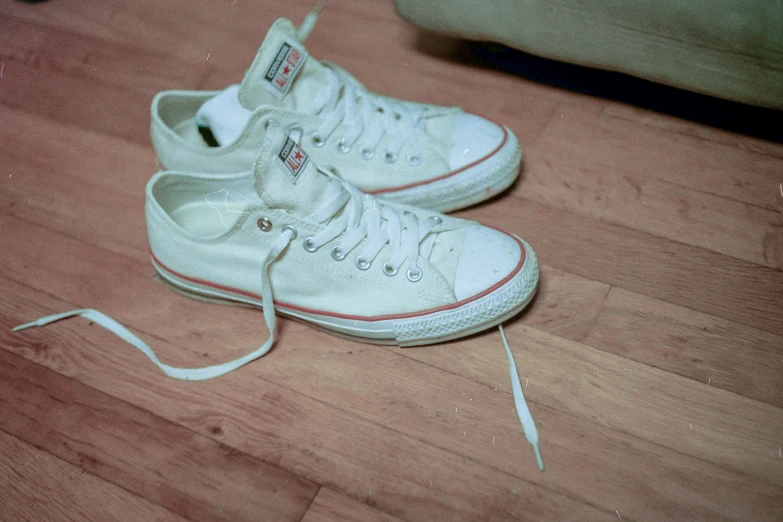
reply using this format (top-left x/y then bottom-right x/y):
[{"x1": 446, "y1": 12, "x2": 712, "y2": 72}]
[
  {"x1": 308, "y1": 70, "x2": 427, "y2": 164},
  {"x1": 304, "y1": 170, "x2": 439, "y2": 276},
  {"x1": 14, "y1": 305, "x2": 543, "y2": 470},
  {"x1": 14, "y1": 306, "x2": 542, "y2": 471},
  {"x1": 12, "y1": 228, "x2": 296, "y2": 381},
  {"x1": 295, "y1": 6, "x2": 427, "y2": 164},
  {"x1": 500, "y1": 325, "x2": 544, "y2": 470}
]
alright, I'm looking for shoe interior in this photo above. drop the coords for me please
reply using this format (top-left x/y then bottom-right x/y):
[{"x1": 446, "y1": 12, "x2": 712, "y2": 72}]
[
  {"x1": 156, "y1": 92, "x2": 217, "y2": 148},
  {"x1": 153, "y1": 173, "x2": 258, "y2": 237}
]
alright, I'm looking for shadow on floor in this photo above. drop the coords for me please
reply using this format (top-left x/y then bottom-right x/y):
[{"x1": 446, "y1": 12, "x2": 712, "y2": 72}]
[{"x1": 413, "y1": 31, "x2": 782, "y2": 143}]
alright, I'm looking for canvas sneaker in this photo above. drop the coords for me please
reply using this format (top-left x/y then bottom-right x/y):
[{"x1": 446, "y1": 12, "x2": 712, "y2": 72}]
[
  {"x1": 146, "y1": 122, "x2": 538, "y2": 347},
  {"x1": 13, "y1": 124, "x2": 543, "y2": 470},
  {"x1": 151, "y1": 7, "x2": 522, "y2": 213}
]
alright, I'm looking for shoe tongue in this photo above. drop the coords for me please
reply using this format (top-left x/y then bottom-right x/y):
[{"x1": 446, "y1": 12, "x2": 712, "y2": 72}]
[
  {"x1": 238, "y1": 18, "x2": 331, "y2": 113},
  {"x1": 253, "y1": 123, "x2": 333, "y2": 217}
]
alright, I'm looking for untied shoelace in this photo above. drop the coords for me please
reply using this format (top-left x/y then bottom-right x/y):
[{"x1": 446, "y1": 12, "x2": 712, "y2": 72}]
[
  {"x1": 13, "y1": 306, "x2": 542, "y2": 470},
  {"x1": 13, "y1": 13, "x2": 544, "y2": 470}
]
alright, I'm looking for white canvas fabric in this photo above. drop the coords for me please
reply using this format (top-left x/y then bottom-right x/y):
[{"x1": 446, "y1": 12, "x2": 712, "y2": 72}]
[{"x1": 150, "y1": 7, "x2": 521, "y2": 213}]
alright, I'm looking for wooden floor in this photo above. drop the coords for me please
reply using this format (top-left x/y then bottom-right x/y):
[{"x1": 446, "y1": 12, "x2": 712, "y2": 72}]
[{"x1": 1, "y1": 1, "x2": 782, "y2": 520}]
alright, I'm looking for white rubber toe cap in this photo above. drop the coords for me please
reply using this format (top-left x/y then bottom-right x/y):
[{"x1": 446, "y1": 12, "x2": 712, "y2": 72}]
[
  {"x1": 449, "y1": 113, "x2": 505, "y2": 171},
  {"x1": 453, "y1": 226, "x2": 522, "y2": 301}
]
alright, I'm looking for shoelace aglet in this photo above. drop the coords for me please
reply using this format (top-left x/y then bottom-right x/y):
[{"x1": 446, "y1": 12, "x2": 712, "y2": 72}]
[
  {"x1": 12, "y1": 309, "x2": 88, "y2": 332},
  {"x1": 499, "y1": 324, "x2": 545, "y2": 472},
  {"x1": 533, "y1": 444, "x2": 545, "y2": 472},
  {"x1": 12, "y1": 321, "x2": 36, "y2": 332},
  {"x1": 297, "y1": 4, "x2": 325, "y2": 41}
]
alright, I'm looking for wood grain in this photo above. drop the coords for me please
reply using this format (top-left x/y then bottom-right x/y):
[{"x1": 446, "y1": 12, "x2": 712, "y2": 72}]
[
  {"x1": 519, "y1": 147, "x2": 783, "y2": 269},
  {"x1": 0, "y1": 13, "x2": 209, "y2": 96},
  {"x1": 459, "y1": 200, "x2": 783, "y2": 336},
  {"x1": 3, "y1": 235, "x2": 781, "y2": 520},
  {"x1": 301, "y1": 488, "x2": 405, "y2": 522},
  {"x1": 603, "y1": 103, "x2": 783, "y2": 160},
  {"x1": 0, "y1": 348, "x2": 320, "y2": 522},
  {"x1": 1, "y1": 278, "x2": 609, "y2": 521},
  {"x1": 0, "y1": 429, "x2": 188, "y2": 522},
  {"x1": 536, "y1": 101, "x2": 783, "y2": 212},
  {"x1": 2, "y1": 0, "x2": 783, "y2": 520},
  {"x1": 585, "y1": 287, "x2": 783, "y2": 407}
]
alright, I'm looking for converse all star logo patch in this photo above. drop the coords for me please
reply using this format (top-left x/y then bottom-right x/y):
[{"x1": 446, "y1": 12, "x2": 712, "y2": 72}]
[
  {"x1": 277, "y1": 136, "x2": 310, "y2": 183},
  {"x1": 262, "y1": 40, "x2": 307, "y2": 97}
]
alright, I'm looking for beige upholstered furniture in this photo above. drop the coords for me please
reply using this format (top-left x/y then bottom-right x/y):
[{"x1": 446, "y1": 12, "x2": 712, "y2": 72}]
[{"x1": 395, "y1": 0, "x2": 783, "y2": 109}]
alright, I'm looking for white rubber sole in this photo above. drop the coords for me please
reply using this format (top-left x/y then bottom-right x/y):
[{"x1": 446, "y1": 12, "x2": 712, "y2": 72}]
[
  {"x1": 151, "y1": 237, "x2": 539, "y2": 347},
  {"x1": 375, "y1": 127, "x2": 521, "y2": 213}
]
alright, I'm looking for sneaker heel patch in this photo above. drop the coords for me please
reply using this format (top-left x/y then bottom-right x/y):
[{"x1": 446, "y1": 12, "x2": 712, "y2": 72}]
[
  {"x1": 261, "y1": 40, "x2": 307, "y2": 98},
  {"x1": 277, "y1": 136, "x2": 310, "y2": 183}
]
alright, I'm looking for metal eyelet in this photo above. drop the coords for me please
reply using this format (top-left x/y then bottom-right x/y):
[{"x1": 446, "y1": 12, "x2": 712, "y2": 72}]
[
  {"x1": 382, "y1": 262, "x2": 398, "y2": 276},
  {"x1": 406, "y1": 267, "x2": 423, "y2": 282},
  {"x1": 384, "y1": 151, "x2": 398, "y2": 164},
  {"x1": 281, "y1": 225, "x2": 298, "y2": 240},
  {"x1": 311, "y1": 133, "x2": 325, "y2": 147},
  {"x1": 406, "y1": 154, "x2": 422, "y2": 166},
  {"x1": 427, "y1": 216, "x2": 443, "y2": 226},
  {"x1": 355, "y1": 255, "x2": 371, "y2": 270},
  {"x1": 361, "y1": 148, "x2": 375, "y2": 160},
  {"x1": 331, "y1": 246, "x2": 347, "y2": 261},
  {"x1": 303, "y1": 237, "x2": 318, "y2": 252},
  {"x1": 257, "y1": 217, "x2": 273, "y2": 232},
  {"x1": 336, "y1": 139, "x2": 351, "y2": 154}
]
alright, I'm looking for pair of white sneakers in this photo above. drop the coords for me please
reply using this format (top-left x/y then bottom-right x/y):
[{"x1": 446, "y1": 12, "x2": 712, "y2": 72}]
[
  {"x1": 146, "y1": 8, "x2": 538, "y2": 346},
  {"x1": 15, "y1": 8, "x2": 543, "y2": 469}
]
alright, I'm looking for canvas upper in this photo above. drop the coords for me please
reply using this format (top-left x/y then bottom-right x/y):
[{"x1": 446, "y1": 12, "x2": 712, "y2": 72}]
[
  {"x1": 150, "y1": 9, "x2": 521, "y2": 213},
  {"x1": 145, "y1": 122, "x2": 537, "y2": 343}
]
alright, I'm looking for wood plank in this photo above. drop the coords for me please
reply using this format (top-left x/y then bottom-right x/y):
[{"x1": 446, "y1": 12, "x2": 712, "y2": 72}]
[
  {"x1": 0, "y1": 13, "x2": 210, "y2": 96},
  {"x1": 407, "y1": 322, "x2": 783, "y2": 486},
  {"x1": 0, "y1": 429, "x2": 188, "y2": 522},
  {"x1": 585, "y1": 287, "x2": 783, "y2": 408},
  {"x1": 301, "y1": 488, "x2": 404, "y2": 522},
  {"x1": 522, "y1": 265, "x2": 610, "y2": 342},
  {"x1": 5, "y1": 273, "x2": 782, "y2": 521},
  {"x1": 2, "y1": 225, "x2": 781, "y2": 520},
  {"x1": 603, "y1": 102, "x2": 783, "y2": 160},
  {"x1": 517, "y1": 147, "x2": 783, "y2": 269},
  {"x1": 0, "y1": 58, "x2": 154, "y2": 146},
  {"x1": 459, "y1": 199, "x2": 783, "y2": 336},
  {"x1": 532, "y1": 101, "x2": 783, "y2": 214},
  {"x1": 0, "y1": 350, "x2": 320, "y2": 522},
  {"x1": 0, "y1": 0, "x2": 264, "y2": 64},
  {"x1": 1, "y1": 106, "x2": 152, "y2": 263},
  {"x1": 0, "y1": 106, "x2": 150, "y2": 199},
  {"x1": 1, "y1": 277, "x2": 608, "y2": 522},
  {"x1": 4, "y1": 0, "x2": 783, "y2": 520}
]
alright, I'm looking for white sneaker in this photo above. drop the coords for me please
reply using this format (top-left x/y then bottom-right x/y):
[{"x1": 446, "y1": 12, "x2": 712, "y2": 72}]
[
  {"x1": 12, "y1": 124, "x2": 543, "y2": 470},
  {"x1": 147, "y1": 123, "x2": 538, "y2": 346},
  {"x1": 151, "y1": 7, "x2": 521, "y2": 213}
]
